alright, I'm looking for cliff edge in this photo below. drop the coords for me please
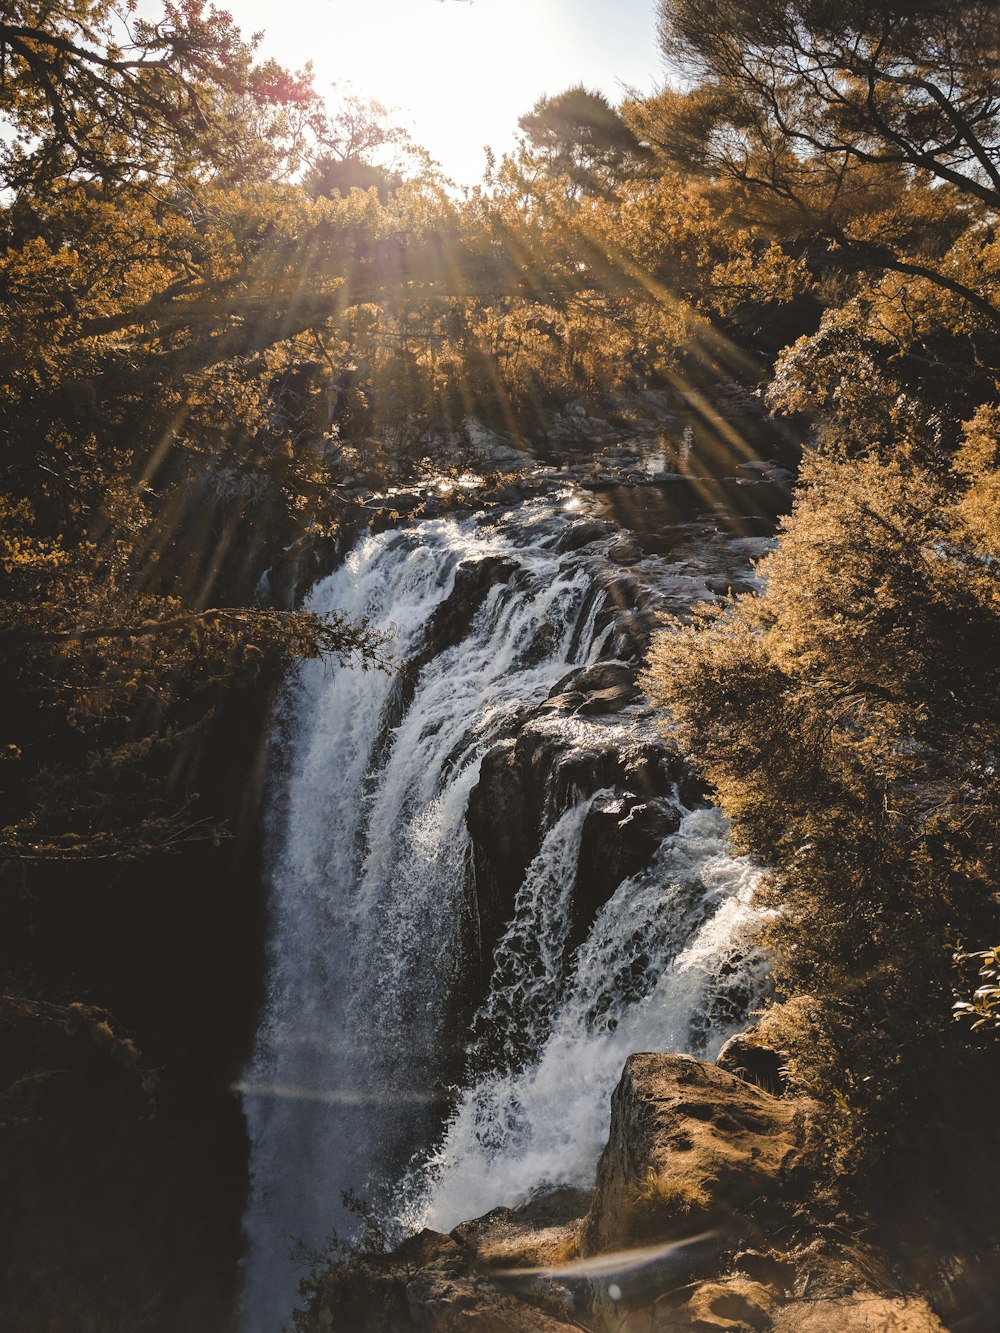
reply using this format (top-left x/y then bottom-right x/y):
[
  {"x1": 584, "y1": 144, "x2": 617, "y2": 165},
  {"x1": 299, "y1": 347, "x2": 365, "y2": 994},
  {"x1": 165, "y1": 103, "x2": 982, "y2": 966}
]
[{"x1": 294, "y1": 1049, "x2": 949, "y2": 1331}]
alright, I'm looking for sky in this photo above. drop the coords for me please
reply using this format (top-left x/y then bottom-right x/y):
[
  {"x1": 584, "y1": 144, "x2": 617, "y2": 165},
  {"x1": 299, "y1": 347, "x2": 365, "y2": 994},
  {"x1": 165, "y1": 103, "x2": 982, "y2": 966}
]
[{"x1": 222, "y1": 0, "x2": 666, "y2": 185}]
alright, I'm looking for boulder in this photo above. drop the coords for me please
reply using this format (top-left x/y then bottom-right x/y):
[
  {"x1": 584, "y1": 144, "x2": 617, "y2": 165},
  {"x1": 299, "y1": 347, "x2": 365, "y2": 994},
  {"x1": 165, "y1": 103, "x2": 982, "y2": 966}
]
[
  {"x1": 608, "y1": 537, "x2": 643, "y2": 565},
  {"x1": 452, "y1": 1186, "x2": 591, "y2": 1270},
  {"x1": 554, "y1": 520, "x2": 615, "y2": 553},
  {"x1": 581, "y1": 1052, "x2": 817, "y2": 1258},
  {"x1": 461, "y1": 416, "x2": 529, "y2": 469},
  {"x1": 299, "y1": 1227, "x2": 581, "y2": 1332},
  {"x1": 542, "y1": 661, "x2": 643, "y2": 715}
]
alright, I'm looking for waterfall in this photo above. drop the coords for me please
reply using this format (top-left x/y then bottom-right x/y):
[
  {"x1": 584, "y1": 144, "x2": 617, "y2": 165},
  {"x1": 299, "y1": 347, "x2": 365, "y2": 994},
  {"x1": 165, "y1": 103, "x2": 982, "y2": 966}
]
[
  {"x1": 404, "y1": 806, "x2": 769, "y2": 1233},
  {"x1": 240, "y1": 503, "x2": 612, "y2": 1328},
  {"x1": 240, "y1": 496, "x2": 770, "y2": 1329}
]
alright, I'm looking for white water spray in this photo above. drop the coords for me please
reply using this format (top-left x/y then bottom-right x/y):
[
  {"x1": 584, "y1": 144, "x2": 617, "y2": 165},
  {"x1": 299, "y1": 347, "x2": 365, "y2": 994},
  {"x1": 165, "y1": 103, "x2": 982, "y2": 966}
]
[
  {"x1": 241, "y1": 506, "x2": 612, "y2": 1328},
  {"x1": 405, "y1": 807, "x2": 769, "y2": 1232}
]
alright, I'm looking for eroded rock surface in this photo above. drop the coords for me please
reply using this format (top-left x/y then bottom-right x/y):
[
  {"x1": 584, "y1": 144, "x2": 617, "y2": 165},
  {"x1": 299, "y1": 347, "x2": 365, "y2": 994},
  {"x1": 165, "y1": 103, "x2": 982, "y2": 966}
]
[
  {"x1": 770, "y1": 1293, "x2": 948, "y2": 1332},
  {"x1": 300, "y1": 1213, "x2": 586, "y2": 1332},
  {"x1": 716, "y1": 1027, "x2": 789, "y2": 1096},
  {"x1": 452, "y1": 1186, "x2": 592, "y2": 1270},
  {"x1": 581, "y1": 1052, "x2": 817, "y2": 1257}
]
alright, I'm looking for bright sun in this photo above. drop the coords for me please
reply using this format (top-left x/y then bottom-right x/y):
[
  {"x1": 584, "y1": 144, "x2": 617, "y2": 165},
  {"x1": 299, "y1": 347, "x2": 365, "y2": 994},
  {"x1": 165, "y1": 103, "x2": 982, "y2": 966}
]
[
  {"x1": 221, "y1": 0, "x2": 658, "y2": 185},
  {"x1": 321, "y1": 0, "x2": 559, "y2": 179}
]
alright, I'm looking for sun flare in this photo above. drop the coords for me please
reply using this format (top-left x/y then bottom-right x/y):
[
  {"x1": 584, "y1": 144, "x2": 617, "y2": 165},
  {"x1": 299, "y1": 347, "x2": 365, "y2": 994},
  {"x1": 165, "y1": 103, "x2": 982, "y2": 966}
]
[{"x1": 222, "y1": 0, "x2": 659, "y2": 183}]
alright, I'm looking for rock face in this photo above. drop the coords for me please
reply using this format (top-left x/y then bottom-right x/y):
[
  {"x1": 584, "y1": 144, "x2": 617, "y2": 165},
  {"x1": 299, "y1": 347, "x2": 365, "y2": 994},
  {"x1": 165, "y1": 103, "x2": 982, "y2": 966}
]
[
  {"x1": 465, "y1": 716, "x2": 690, "y2": 993},
  {"x1": 299, "y1": 1200, "x2": 590, "y2": 1332},
  {"x1": 297, "y1": 1052, "x2": 955, "y2": 1333},
  {"x1": 581, "y1": 1052, "x2": 816, "y2": 1257}
]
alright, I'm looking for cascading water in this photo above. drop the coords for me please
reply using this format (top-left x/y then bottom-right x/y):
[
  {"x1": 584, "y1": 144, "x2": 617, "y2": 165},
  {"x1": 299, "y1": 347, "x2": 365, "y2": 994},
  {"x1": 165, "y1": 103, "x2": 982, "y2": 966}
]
[
  {"x1": 240, "y1": 502, "x2": 612, "y2": 1327},
  {"x1": 240, "y1": 493, "x2": 772, "y2": 1330},
  {"x1": 405, "y1": 806, "x2": 769, "y2": 1233}
]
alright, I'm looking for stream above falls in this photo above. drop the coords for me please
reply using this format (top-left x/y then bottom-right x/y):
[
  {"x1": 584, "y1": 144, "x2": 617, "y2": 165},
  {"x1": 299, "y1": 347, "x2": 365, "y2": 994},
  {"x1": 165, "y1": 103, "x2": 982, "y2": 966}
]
[{"x1": 238, "y1": 435, "x2": 791, "y2": 1330}]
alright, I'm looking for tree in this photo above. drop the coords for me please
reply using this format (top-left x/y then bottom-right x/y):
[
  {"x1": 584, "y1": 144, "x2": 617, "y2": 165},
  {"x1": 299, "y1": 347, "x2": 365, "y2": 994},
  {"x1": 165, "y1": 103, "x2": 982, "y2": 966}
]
[
  {"x1": 517, "y1": 86, "x2": 650, "y2": 196},
  {"x1": 645, "y1": 445, "x2": 1000, "y2": 1168},
  {"x1": 0, "y1": 0, "x2": 316, "y2": 193},
  {"x1": 0, "y1": 6, "x2": 412, "y2": 870},
  {"x1": 640, "y1": 0, "x2": 1000, "y2": 1181},
  {"x1": 304, "y1": 91, "x2": 437, "y2": 202},
  {"x1": 652, "y1": 0, "x2": 1000, "y2": 325},
  {"x1": 767, "y1": 221, "x2": 1000, "y2": 461}
]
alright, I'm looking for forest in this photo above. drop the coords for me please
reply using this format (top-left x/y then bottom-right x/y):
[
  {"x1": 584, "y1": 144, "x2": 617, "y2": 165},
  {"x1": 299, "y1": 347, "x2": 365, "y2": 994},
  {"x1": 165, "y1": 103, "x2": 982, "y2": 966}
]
[{"x1": 1, "y1": 0, "x2": 998, "y2": 1329}]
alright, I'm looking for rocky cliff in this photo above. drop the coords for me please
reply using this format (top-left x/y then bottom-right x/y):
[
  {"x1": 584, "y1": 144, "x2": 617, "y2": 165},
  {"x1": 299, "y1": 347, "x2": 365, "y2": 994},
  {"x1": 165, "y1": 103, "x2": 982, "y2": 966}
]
[{"x1": 295, "y1": 1046, "x2": 951, "y2": 1332}]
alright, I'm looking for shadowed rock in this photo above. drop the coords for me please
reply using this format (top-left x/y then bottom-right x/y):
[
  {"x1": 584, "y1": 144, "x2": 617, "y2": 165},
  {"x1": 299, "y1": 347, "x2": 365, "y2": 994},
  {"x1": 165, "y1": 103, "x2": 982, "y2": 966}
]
[
  {"x1": 298, "y1": 1225, "x2": 582, "y2": 1331},
  {"x1": 716, "y1": 1028, "x2": 789, "y2": 1097},
  {"x1": 568, "y1": 794, "x2": 682, "y2": 952}
]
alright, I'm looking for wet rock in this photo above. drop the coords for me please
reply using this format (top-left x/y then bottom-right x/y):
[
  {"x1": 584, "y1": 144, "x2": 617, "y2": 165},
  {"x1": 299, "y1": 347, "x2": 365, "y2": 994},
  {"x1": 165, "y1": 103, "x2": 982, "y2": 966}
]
[
  {"x1": 600, "y1": 621, "x2": 658, "y2": 666},
  {"x1": 384, "y1": 490, "x2": 425, "y2": 515},
  {"x1": 569, "y1": 794, "x2": 682, "y2": 949},
  {"x1": 371, "y1": 555, "x2": 520, "y2": 768},
  {"x1": 706, "y1": 576, "x2": 757, "y2": 597},
  {"x1": 553, "y1": 521, "x2": 615, "y2": 553},
  {"x1": 608, "y1": 537, "x2": 643, "y2": 565},
  {"x1": 466, "y1": 713, "x2": 692, "y2": 996},
  {"x1": 424, "y1": 556, "x2": 520, "y2": 658},
  {"x1": 581, "y1": 1052, "x2": 818, "y2": 1258},
  {"x1": 266, "y1": 531, "x2": 343, "y2": 608},
  {"x1": 466, "y1": 737, "x2": 537, "y2": 966},
  {"x1": 603, "y1": 609, "x2": 654, "y2": 661},
  {"x1": 596, "y1": 570, "x2": 647, "y2": 616},
  {"x1": 543, "y1": 661, "x2": 643, "y2": 715},
  {"x1": 515, "y1": 474, "x2": 545, "y2": 495},
  {"x1": 466, "y1": 722, "x2": 630, "y2": 976},
  {"x1": 737, "y1": 460, "x2": 794, "y2": 485},
  {"x1": 623, "y1": 742, "x2": 685, "y2": 801}
]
